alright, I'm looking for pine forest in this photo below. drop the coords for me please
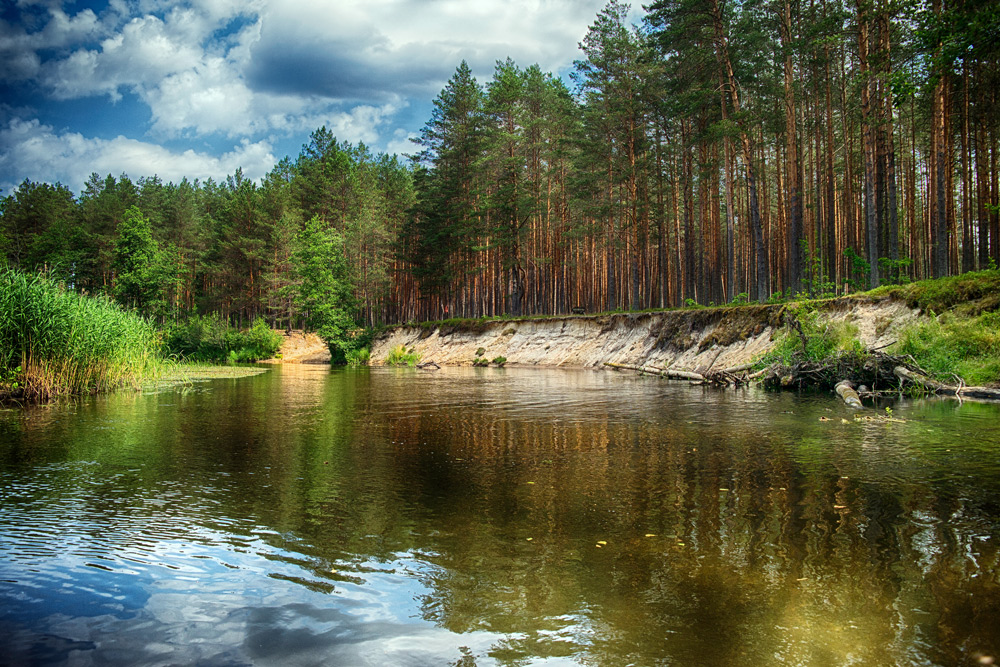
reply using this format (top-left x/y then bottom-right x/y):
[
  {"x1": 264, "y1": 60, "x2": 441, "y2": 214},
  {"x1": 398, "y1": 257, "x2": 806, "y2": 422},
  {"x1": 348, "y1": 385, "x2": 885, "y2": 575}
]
[{"x1": 2, "y1": 0, "x2": 998, "y2": 332}]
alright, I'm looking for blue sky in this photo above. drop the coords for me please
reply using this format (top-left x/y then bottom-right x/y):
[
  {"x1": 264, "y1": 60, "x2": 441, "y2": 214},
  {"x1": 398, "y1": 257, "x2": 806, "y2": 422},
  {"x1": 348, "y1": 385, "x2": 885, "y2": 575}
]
[{"x1": 0, "y1": 0, "x2": 631, "y2": 196}]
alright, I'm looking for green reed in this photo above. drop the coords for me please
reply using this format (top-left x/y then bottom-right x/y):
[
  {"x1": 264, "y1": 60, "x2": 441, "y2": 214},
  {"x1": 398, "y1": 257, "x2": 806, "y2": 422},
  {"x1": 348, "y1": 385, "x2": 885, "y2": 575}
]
[{"x1": 0, "y1": 266, "x2": 161, "y2": 400}]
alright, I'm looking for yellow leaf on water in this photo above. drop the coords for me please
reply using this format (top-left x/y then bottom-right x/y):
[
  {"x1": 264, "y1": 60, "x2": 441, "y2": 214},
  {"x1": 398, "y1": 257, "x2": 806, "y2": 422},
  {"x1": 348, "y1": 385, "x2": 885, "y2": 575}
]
[
  {"x1": 526, "y1": 537, "x2": 533, "y2": 541},
  {"x1": 644, "y1": 533, "x2": 656, "y2": 538},
  {"x1": 597, "y1": 540, "x2": 608, "y2": 546}
]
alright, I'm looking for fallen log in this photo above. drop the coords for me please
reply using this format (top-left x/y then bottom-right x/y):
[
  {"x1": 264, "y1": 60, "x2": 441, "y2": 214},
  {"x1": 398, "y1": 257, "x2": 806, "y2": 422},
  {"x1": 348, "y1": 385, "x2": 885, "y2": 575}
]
[
  {"x1": 416, "y1": 361, "x2": 441, "y2": 370},
  {"x1": 834, "y1": 380, "x2": 863, "y2": 408},
  {"x1": 720, "y1": 362, "x2": 755, "y2": 374},
  {"x1": 893, "y1": 366, "x2": 1000, "y2": 400},
  {"x1": 604, "y1": 362, "x2": 706, "y2": 382}
]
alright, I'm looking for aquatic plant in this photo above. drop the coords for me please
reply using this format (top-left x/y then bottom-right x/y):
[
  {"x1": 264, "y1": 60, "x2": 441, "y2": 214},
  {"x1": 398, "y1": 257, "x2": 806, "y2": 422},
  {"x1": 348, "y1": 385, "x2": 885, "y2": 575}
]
[{"x1": 0, "y1": 266, "x2": 160, "y2": 400}]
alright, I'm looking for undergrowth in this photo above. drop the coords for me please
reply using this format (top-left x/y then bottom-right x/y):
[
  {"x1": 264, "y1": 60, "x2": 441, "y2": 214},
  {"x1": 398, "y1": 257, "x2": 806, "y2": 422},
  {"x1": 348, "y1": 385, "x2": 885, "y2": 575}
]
[
  {"x1": 757, "y1": 302, "x2": 865, "y2": 367},
  {"x1": 163, "y1": 315, "x2": 283, "y2": 363}
]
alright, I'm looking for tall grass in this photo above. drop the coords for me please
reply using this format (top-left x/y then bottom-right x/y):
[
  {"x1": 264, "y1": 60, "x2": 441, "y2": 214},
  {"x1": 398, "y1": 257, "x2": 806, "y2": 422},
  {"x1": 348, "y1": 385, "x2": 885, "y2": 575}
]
[
  {"x1": 0, "y1": 267, "x2": 160, "y2": 400},
  {"x1": 384, "y1": 344, "x2": 421, "y2": 367},
  {"x1": 894, "y1": 311, "x2": 1000, "y2": 386}
]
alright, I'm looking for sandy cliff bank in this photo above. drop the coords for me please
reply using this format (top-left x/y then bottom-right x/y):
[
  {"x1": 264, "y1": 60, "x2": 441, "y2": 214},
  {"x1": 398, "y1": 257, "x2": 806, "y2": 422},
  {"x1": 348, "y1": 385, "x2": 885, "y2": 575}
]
[{"x1": 370, "y1": 297, "x2": 919, "y2": 372}]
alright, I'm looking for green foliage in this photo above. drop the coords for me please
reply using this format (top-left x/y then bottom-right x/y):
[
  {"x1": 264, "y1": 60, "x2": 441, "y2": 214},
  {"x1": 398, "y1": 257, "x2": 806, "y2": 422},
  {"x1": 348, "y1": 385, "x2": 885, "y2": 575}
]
[
  {"x1": 869, "y1": 269, "x2": 1000, "y2": 316},
  {"x1": 114, "y1": 205, "x2": 168, "y2": 315},
  {"x1": 294, "y1": 216, "x2": 359, "y2": 364},
  {"x1": 491, "y1": 356, "x2": 507, "y2": 367},
  {"x1": 800, "y1": 240, "x2": 836, "y2": 298},
  {"x1": 877, "y1": 257, "x2": 913, "y2": 287},
  {"x1": 760, "y1": 302, "x2": 864, "y2": 366},
  {"x1": 893, "y1": 311, "x2": 1000, "y2": 386},
  {"x1": 843, "y1": 247, "x2": 870, "y2": 292},
  {"x1": 475, "y1": 347, "x2": 486, "y2": 357},
  {"x1": 163, "y1": 315, "x2": 282, "y2": 363},
  {"x1": 729, "y1": 292, "x2": 751, "y2": 306},
  {"x1": 345, "y1": 347, "x2": 371, "y2": 367},
  {"x1": 385, "y1": 344, "x2": 421, "y2": 367},
  {"x1": 0, "y1": 266, "x2": 160, "y2": 400},
  {"x1": 472, "y1": 357, "x2": 490, "y2": 367}
]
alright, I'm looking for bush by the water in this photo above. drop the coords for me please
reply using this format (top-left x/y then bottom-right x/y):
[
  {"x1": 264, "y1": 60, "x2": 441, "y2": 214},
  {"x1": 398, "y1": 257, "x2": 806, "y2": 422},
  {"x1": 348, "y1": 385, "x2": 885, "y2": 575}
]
[
  {"x1": 162, "y1": 315, "x2": 283, "y2": 362},
  {"x1": 385, "y1": 344, "x2": 421, "y2": 367},
  {"x1": 0, "y1": 266, "x2": 160, "y2": 399}
]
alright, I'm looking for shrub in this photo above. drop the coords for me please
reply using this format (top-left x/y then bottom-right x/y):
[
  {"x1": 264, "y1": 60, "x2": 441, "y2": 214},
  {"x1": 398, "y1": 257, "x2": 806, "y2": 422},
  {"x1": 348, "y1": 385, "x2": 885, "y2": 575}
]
[
  {"x1": 491, "y1": 356, "x2": 507, "y2": 367},
  {"x1": 163, "y1": 315, "x2": 282, "y2": 363},
  {"x1": 345, "y1": 347, "x2": 371, "y2": 367}
]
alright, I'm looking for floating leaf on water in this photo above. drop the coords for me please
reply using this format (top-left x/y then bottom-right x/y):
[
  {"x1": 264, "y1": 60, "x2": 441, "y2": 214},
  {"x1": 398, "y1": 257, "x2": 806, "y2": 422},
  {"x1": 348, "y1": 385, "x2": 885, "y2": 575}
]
[
  {"x1": 597, "y1": 540, "x2": 608, "y2": 546},
  {"x1": 644, "y1": 533, "x2": 656, "y2": 538},
  {"x1": 526, "y1": 537, "x2": 533, "y2": 541},
  {"x1": 526, "y1": 481, "x2": 535, "y2": 485}
]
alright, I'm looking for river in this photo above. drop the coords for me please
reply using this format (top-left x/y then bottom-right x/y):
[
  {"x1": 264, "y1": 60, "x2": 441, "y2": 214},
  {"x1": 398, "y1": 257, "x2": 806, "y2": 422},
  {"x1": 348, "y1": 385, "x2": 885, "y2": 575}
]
[{"x1": 1, "y1": 365, "x2": 998, "y2": 666}]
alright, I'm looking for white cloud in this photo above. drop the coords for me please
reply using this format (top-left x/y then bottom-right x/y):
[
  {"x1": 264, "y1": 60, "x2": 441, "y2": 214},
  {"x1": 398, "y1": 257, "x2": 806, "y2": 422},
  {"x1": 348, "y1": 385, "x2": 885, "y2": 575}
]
[
  {"x1": 1, "y1": 0, "x2": 623, "y2": 188},
  {"x1": 385, "y1": 128, "x2": 418, "y2": 159},
  {"x1": 0, "y1": 118, "x2": 275, "y2": 194}
]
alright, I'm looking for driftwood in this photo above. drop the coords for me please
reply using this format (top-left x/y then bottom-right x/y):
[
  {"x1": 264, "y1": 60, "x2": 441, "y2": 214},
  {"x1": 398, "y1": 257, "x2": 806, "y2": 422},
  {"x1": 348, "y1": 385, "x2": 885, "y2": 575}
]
[
  {"x1": 834, "y1": 380, "x2": 863, "y2": 408},
  {"x1": 605, "y1": 362, "x2": 705, "y2": 381},
  {"x1": 893, "y1": 366, "x2": 1000, "y2": 400},
  {"x1": 605, "y1": 362, "x2": 752, "y2": 387},
  {"x1": 416, "y1": 361, "x2": 441, "y2": 370}
]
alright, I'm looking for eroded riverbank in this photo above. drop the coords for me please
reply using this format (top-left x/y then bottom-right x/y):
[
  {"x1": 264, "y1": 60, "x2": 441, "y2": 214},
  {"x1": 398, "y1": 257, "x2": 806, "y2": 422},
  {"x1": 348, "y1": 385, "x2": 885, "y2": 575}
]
[{"x1": 371, "y1": 296, "x2": 920, "y2": 372}]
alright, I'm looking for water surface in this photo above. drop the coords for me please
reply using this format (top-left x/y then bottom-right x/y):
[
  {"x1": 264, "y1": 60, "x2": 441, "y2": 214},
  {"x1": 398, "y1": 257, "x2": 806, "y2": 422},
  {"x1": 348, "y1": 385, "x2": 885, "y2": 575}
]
[{"x1": 1, "y1": 365, "x2": 998, "y2": 665}]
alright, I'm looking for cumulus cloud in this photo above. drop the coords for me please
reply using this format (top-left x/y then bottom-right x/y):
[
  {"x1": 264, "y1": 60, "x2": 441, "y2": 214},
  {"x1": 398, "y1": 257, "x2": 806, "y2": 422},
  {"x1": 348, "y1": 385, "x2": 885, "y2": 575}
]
[
  {"x1": 1, "y1": 0, "x2": 623, "y2": 187},
  {"x1": 0, "y1": 118, "x2": 275, "y2": 194},
  {"x1": 246, "y1": 0, "x2": 610, "y2": 102}
]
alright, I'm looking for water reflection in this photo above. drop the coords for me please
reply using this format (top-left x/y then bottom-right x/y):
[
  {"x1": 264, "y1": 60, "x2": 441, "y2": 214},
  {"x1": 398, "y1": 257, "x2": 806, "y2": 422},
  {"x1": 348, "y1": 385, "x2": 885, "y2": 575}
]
[{"x1": 1, "y1": 365, "x2": 998, "y2": 665}]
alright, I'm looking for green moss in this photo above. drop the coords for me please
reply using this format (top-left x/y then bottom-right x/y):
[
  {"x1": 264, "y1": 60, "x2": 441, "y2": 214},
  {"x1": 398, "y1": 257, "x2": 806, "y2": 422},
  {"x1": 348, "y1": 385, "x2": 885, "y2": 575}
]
[{"x1": 866, "y1": 269, "x2": 1000, "y2": 316}]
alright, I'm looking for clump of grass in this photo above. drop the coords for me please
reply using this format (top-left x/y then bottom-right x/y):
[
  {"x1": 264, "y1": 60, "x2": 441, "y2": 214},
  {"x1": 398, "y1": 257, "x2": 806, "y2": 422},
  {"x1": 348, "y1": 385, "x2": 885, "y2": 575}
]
[
  {"x1": 163, "y1": 314, "x2": 283, "y2": 362},
  {"x1": 893, "y1": 311, "x2": 1000, "y2": 386},
  {"x1": 758, "y1": 302, "x2": 864, "y2": 367},
  {"x1": 491, "y1": 356, "x2": 507, "y2": 367},
  {"x1": 385, "y1": 344, "x2": 420, "y2": 367},
  {"x1": 345, "y1": 347, "x2": 370, "y2": 367},
  {"x1": 0, "y1": 266, "x2": 161, "y2": 400}
]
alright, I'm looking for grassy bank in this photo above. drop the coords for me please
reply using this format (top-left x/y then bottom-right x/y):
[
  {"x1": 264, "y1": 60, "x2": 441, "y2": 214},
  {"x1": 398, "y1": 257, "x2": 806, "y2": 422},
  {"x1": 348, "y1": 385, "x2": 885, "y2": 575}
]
[
  {"x1": 1, "y1": 267, "x2": 161, "y2": 400},
  {"x1": 761, "y1": 270, "x2": 1000, "y2": 390}
]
